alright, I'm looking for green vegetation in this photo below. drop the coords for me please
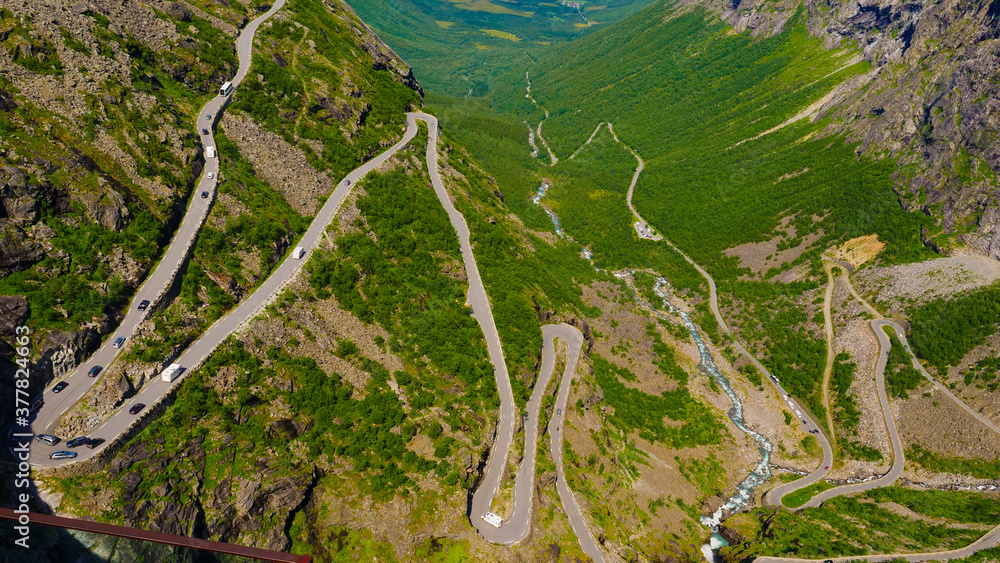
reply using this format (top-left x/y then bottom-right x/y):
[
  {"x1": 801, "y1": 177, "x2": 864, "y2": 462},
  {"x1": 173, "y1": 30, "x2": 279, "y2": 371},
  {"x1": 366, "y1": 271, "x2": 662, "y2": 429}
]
[
  {"x1": 723, "y1": 488, "x2": 999, "y2": 560},
  {"x1": 677, "y1": 453, "x2": 726, "y2": 498},
  {"x1": 963, "y1": 355, "x2": 1000, "y2": 391},
  {"x1": 866, "y1": 487, "x2": 1000, "y2": 524},
  {"x1": 885, "y1": 328, "x2": 923, "y2": 399},
  {"x1": 346, "y1": 0, "x2": 658, "y2": 95},
  {"x1": 647, "y1": 323, "x2": 690, "y2": 384},
  {"x1": 306, "y1": 152, "x2": 497, "y2": 414},
  {"x1": 0, "y1": 206, "x2": 161, "y2": 332},
  {"x1": 908, "y1": 444, "x2": 1000, "y2": 479},
  {"x1": 592, "y1": 355, "x2": 723, "y2": 448},
  {"x1": 908, "y1": 282, "x2": 1000, "y2": 374},
  {"x1": 830, "y1": 352, "x2": 861, "y2": 432},
  {"x1": 782, "y1": 480, "x2": 834, "y2": 508},
  {"x1": 232, "y1": 0, "x2": 420, "y2": 180}
]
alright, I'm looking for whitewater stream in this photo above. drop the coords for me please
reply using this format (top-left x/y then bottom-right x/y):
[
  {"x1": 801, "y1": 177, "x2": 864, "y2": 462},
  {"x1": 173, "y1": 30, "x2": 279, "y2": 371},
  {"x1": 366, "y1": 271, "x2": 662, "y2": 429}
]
[
  {"x1": 620, "y1": 274, "x2": 774, "y2": 562},
  {"x1": 532, "y1": 181, "x2": 565, "y2": 238},
  {"x1": 530, "y1": 189, "x2": 770, "y2": 561}
]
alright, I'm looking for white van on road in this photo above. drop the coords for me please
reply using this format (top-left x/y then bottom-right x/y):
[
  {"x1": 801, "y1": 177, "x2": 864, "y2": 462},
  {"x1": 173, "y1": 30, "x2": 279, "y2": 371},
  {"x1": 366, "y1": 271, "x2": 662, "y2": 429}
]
[{"x1": 481, "y1": 512, "x2": 503, "y2": 528}]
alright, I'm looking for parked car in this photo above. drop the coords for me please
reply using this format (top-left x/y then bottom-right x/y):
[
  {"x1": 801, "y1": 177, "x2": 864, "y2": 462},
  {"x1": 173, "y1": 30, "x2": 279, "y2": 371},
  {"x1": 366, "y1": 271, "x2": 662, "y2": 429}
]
[
  {"x1": 36, "y1": 434, "x2": 60, "y2": 446},
  {"x1": 86, "y1": 438, "x2": 105, "y2": 449},
  {"x1": 129, "y1": 403, "x2": 146, "y2": 415},
  {"x1": 137, "y1": 300, "x2": 150, "y2": 311},
  {"x1": 88, "y1": 366, "x2": 102, "y2": 377},
  {"x1": 30, "y1": 397, "x2": 42, "y2": 413},
  {"x1": 201, "y1": 191, "x2": 209, "y2": 198},
  {"x1": 53, "y1": 381, "x2": 68, "y2": 393},
  {"x1": 66, "y1": 437, "x2": 90, "y2": 448},
  {"x1": 50, "y1": 451, "x2": 77, "y2": 460},
  {"x1": 113, "y1": 336, "x2": 126, "y2": 349}
]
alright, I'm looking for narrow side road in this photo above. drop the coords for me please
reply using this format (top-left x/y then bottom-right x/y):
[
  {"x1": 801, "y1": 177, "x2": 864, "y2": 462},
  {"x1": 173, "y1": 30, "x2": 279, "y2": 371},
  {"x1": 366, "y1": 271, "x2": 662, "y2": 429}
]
[{"x1": 607, "y1": 123, "x2": 662, "y2": 241}]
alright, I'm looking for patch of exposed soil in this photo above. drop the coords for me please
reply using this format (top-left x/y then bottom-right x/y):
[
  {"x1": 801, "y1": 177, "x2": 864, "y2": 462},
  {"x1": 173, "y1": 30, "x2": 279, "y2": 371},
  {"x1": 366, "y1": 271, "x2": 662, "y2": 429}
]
[
  {"x1": 723, "y1": 215, "x2": 823, "y2": 278},
  {"x1": 897, "y1": 386, "x2": 1000, "y2": 461},
  {"x1": 833, "y1": 234, "x2": 885, "y2": 269}
]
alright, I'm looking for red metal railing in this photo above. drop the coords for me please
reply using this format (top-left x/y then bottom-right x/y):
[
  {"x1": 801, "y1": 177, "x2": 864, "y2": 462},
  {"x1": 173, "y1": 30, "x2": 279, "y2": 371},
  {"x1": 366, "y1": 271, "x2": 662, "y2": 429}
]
[{"x1": 0, "y1": 508, "x2": 311, "y2": 562}]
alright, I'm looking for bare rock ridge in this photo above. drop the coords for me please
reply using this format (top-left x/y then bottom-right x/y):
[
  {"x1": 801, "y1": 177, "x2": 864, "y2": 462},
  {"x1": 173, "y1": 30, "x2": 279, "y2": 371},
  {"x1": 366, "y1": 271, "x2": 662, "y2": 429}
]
[{"x1": 689, "y1": 0, "x2": 1000, "y2": 260}]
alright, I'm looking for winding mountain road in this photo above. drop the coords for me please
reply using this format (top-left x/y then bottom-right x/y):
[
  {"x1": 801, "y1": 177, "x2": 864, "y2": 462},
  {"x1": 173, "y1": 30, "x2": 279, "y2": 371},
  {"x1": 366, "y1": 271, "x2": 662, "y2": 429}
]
[
  {"x1": 18, "y1": 0, "x2": 287, "y2": 464},
  {"x1": 820, "y1": 261, "x2": 837, "y2": 446},
  {"x1": 607, "y1": 123, "x2": 662, "y2": 241},
  {"x1": 796, "y1": 319, "x2": 906, "y2": 508},
  {"x1": 25, "y1": 102, "x2": 419, "y2": 468}
]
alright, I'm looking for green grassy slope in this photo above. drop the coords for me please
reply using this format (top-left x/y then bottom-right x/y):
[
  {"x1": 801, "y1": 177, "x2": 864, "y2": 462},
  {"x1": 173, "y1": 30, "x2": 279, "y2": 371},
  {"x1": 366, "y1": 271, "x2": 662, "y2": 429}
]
[{"x1": 344, "y1": 0, "x2": 658, "y2": 94}]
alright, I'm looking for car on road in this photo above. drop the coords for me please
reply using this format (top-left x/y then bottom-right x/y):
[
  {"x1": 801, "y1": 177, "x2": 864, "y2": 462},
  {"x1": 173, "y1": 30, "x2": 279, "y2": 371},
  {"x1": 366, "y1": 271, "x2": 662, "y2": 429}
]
[
  {"x1": 824, "y1": 466, "x2": 829, "y2": 470},
  {"x1": 201, "y1": 191, "x2": 209, "y2": 198},
  {"x1": 53, "y1": 381, "x2": 68, "y2": 393},
  {"x1": 481, "y1": 512, "x2": 503, "y2": 528},
  {"x1": 129, "y1": 403, "x2": 146, "y2": 415},
  {"x1": 86, "y1": 438, "x2": 105, "y2": 449},
  {"x1": 201, "y1": 128, "x2": 209, "y2": 135},
  {"x1": 66, "y1": 437, "x2": 90, "y2": 448},
  {"x1": 206, "y1": 114, "x2": 212, "y2": 120},
  {"x1": 556, "y1": 408, "x2": 562, "y2": 416},
  {"x1": 50, "y1": 451, "x2": 77, "y2": 460},
  {"x1": 113, "y1": 336, "x2": 126, "y2": 348},
  {"x1": 88, "y1": 366, "x2": 103, "y2": 377},
  {"x1": 30, "y1": 397, "x2": 42, "y2": 413},
  {"x1": 207, "y1": 172, "x2": 214, "y2": 179},
  {"x1": 36, "y1": 434, "x2": 60, "y2": 446},
  {"x1": 138, "y1": 300, "x2": 150, "y2": 311}
]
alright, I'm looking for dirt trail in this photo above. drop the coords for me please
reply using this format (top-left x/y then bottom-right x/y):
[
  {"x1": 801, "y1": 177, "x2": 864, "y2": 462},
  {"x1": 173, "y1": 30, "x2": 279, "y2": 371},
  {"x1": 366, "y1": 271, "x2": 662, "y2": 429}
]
[{"x1": 821, "y1": 261, "x2": 838, "y2": 448}]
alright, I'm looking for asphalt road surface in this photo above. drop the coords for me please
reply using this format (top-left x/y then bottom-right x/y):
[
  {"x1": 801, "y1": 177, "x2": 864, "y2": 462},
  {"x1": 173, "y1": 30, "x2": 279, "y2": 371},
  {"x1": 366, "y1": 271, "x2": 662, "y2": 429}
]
[
  {"x1": 795, "y1": 319, "x2": 906, "y2": 508},
  {"x1": 408, "y1": 112, "x2": 518, "y2": 544},
  {"x1": 545, "y1": 325, "x2": 606, "y2": 563},
  {"x1": 18, "y1": 0, "x2": 287, "y2": 464},
  {"x1": 25, "y1": 106, "x2": 417, "y2": 468}
]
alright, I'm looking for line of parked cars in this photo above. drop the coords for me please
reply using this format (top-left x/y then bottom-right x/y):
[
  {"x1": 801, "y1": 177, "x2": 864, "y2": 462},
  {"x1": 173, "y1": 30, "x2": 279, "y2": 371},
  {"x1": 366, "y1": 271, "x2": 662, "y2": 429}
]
[{"x1": 32, "y1": 433, "x2": 106, "y2": 460}]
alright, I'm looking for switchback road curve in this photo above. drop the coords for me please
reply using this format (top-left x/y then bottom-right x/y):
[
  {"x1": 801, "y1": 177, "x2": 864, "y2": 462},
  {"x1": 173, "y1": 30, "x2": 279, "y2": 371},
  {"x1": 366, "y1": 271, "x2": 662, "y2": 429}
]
[
  {"x1": 545, "y1": 325, "x2": 605, "y2": 563},
  {"x1": 796, "y1": 319, "x2": 906, "y2": 508}
]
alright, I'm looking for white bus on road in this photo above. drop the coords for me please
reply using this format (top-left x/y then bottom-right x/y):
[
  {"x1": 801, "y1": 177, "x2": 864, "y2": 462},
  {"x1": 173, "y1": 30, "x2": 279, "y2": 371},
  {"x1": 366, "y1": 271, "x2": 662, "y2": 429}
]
[{"x1": 220, "y1": 81, "x2": 233, "y2": 97}]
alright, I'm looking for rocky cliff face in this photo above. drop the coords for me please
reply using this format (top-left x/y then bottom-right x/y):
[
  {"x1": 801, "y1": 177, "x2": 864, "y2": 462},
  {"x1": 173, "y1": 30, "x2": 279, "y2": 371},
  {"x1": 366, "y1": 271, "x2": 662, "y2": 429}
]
[{"x1": 687, "y1": 0, "x2": 1000, "y2": 259}]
